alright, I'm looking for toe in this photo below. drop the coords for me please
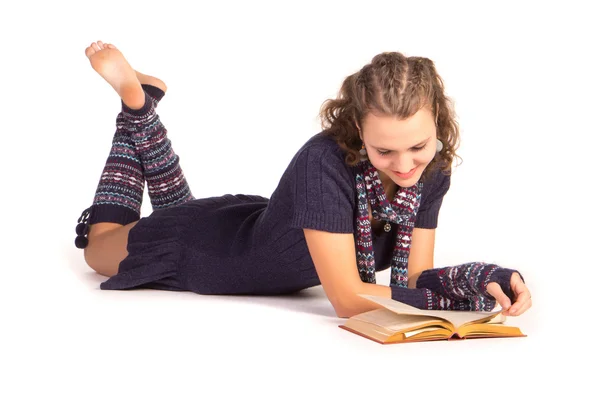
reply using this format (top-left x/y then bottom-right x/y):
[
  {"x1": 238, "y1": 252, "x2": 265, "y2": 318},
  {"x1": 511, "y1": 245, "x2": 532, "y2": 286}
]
[
  {"x1": 85, "y1": 46, "x2": 95, "y2": 58},
  {"x1": 107, "y1": 43, "x2": 116, "y2": 49},
  {"x1": 91, "y1": 42, "x2": 100, "y2": 51},
  {"x1": 98, "y1": 40, "x2": 105, "y2": 49}
]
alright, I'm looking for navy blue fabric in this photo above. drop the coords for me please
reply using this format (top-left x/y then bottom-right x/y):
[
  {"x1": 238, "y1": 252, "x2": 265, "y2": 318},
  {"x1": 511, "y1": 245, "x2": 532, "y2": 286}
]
[{"x1": 100, "y1": 132, "x2": 450, "y2": 295}]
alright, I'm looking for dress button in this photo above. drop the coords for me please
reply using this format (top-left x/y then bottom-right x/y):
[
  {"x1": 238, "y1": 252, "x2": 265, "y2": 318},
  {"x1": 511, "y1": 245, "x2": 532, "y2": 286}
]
[{"x1": 384, "y1": 222, "x2": 391, "y2": 232}]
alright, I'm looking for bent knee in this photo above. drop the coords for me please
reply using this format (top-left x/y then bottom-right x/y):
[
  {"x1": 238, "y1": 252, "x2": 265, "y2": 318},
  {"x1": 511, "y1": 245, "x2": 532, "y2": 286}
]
[
  {"x1": 81, "y1": 221, "x2": 136, "y2": 278},
  {"x1": 83, "y1": 246, "x2": 118, "y2": 278},
  {"x1": 83, "y1": 232, "x2": 124, "y2": 278}
]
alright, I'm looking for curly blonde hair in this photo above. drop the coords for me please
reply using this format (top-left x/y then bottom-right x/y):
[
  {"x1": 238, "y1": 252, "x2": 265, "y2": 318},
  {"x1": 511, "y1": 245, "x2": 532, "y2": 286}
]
[{"x1": 318, "y1": 52, "x2": 462, "y2": 181}]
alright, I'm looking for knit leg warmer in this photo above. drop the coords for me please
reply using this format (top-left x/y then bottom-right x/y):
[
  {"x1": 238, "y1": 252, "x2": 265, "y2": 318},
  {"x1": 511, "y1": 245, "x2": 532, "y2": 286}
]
[
  {"x1": 74, "y1": 84, "x2": 188, "y2": 249},
  {"x1": 122, "y1": 90, "x2": 194, "y2": 210}
]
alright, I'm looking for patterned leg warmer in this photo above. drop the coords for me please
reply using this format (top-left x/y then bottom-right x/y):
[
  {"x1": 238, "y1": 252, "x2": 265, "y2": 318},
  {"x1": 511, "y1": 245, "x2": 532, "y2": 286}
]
[
  {"x1": 141, "y1": 83, "x2": 165, "y2": 108},
  {"x1": 74, "y1": 84, "x2": 175, "y2": 249},
  {"x1": 74, "y1": 113, "x2": 146, "y2": 248},
  {"x1": 122, "y1": 90, "x2": 194, "y2": 210}
]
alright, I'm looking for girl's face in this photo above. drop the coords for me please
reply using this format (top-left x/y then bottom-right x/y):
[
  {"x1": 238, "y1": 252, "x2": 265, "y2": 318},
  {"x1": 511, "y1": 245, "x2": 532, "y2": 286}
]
[{"x1": 359, "y1": 107, "x2": 438, "y2": 188}]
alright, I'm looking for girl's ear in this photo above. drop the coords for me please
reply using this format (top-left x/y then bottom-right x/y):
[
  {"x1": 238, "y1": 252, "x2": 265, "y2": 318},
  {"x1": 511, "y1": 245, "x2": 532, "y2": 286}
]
[{"x1": 354, "y1": 120, "x2": 362, "y2": 140}]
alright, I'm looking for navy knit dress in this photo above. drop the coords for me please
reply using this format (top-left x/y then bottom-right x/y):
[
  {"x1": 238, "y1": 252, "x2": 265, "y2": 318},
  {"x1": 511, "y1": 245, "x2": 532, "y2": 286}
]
[{"x1": 100, "y1": 132, "x2": 450, "y2": 295}]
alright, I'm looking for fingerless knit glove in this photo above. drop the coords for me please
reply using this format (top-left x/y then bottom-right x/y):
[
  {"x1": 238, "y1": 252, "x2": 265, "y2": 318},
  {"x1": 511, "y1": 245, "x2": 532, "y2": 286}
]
[
  {"x1": 415, "y1": 261, "x2": 525, "y2": 304},
  {"x1": 390, "y1": 285, "x2": 497, "y2": 311}
]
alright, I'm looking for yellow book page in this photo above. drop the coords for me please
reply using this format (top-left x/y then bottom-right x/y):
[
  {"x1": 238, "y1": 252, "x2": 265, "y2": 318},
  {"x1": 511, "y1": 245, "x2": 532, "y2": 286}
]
[
  {"x1": 352, "y1": 308, "x2": 454, "y2": 332},
  {"x1": 404, "y1": 328, "x2": 453, "y2": 341},
  {"x1": 404, "y1": 327, "x2": 452, "y2": 338},
  {"x1": 359, "y1": 294, "x2": 500, "y2": 328},
  {"x1": 344, "y1": 311, "x2": 454, "y2": 343},
  {"x1": 401, "y1": 324, "x2": 523, "y2": 343},
  {"x1": 457, "y1": 323, "x2": 524, "y2": 338},
  {"x1": 386, "y1": 327, "x2": 452, "y2": 343}
]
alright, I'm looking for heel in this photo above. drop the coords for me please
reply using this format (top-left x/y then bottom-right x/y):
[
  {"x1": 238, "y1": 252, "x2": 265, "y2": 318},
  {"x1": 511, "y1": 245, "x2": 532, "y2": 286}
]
[{"x1": 74, "y1": 206, "x2": 92, "y2": 249}]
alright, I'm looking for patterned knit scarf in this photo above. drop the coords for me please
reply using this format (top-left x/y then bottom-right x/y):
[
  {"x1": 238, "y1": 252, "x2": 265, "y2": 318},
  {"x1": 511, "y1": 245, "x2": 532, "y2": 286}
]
[{"x1": 354, "y1": 159, "x2": 423, "y2": 287}]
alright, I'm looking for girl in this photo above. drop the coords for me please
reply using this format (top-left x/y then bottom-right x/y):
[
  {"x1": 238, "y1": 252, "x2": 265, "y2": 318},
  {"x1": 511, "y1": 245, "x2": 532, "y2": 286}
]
[{"x1": 75, "y1": 40, "x2": 532, "y2": 319}]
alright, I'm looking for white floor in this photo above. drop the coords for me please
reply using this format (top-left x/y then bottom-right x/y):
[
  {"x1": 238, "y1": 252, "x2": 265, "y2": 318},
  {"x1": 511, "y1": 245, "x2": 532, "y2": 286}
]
[{"x1": 2, "y1": 241, "x2": 590, "y2": 400}]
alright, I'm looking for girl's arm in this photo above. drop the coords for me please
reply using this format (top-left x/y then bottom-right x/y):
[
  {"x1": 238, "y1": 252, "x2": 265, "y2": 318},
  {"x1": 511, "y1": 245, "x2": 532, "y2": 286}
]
[
  {"x1": 406, "y1": 227, "x2": 436, "y2": 288},
  {"x1": 304, "y1": 227, "x2": 495, "y2": 318},
  {"x1": 303, "y1": 228, "x2": 392, "y2": 318}
]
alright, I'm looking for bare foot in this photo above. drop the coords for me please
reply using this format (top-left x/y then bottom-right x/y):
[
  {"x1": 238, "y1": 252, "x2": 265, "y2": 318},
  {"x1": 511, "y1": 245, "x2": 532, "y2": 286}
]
[
  {"x1": 85, "y1": 40, "x2": 145, "y2": 110},
  {"x1": 100, "y1": 43, "x2": 167, "y2": 94},
  {"x1": 135, "y1": 70, "x2": 168, "y2": 94}
]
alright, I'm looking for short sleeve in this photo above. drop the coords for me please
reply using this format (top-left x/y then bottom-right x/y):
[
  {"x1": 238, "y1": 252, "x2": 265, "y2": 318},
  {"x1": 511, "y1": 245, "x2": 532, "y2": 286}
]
[
  {"x1": 415, "y1": 168, "x2": 451, "y2": 229},
  {"x1": 290, "y1": 144, "x2": 356, "y2": 233}
]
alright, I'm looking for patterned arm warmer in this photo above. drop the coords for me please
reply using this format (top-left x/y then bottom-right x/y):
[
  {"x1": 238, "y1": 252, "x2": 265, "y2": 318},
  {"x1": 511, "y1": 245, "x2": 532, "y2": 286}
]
[
  {"x1": 415, "y1": 262, "x2": 525, "y2": 304},
  {"x1": 391, "y1": 285, "x2": 497, "y2": 311}
]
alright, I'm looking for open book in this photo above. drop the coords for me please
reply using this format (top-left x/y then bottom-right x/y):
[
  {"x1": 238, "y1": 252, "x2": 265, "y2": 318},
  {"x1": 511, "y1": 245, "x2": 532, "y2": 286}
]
[{"x1": 339, "y1": 294, "x2": 526, "y2": 344}]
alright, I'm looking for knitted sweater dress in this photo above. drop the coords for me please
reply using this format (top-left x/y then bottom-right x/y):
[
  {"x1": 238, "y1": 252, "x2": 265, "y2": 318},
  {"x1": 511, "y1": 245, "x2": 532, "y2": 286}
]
[{"x1": 100, "y1": 132, "x2": 451, "y2": 295}]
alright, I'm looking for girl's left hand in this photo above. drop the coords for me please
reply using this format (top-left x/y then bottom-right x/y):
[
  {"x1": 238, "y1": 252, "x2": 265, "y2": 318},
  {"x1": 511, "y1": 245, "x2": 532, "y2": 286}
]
[{"x1": 486, "y1": 272, "x2": 532, "y2": 316}]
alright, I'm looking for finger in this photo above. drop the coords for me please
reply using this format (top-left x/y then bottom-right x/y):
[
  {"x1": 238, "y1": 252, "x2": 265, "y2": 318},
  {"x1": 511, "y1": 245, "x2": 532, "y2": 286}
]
[
  {"x1": 511, "y1": 273, "x2": 527, "y2": 296},
  {"x1": 486, "y1": 282, "x2": 511, "y2": 311},
  {"x1": 510, "y1": 297, "x2": 532, "y2": 316},
  {"x1": 509, "y1": 286, "x2": 531, "y2": 315}
]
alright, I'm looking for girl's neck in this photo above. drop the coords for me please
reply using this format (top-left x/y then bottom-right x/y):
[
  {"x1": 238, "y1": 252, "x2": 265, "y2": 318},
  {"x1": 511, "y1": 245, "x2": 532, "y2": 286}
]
[{"x1": 378, "y1": 170, "x2": 398, "y2": 202}]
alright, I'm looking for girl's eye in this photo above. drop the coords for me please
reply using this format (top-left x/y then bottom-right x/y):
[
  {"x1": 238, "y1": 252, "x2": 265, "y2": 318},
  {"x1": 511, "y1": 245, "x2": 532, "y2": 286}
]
[{"x1": 377, "y1": 145, "x2": 425, "y2": 156}]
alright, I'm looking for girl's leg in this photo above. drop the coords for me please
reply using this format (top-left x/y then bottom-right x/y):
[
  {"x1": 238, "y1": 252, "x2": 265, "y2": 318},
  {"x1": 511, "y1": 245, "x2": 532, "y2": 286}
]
[
  {"x1": 127, "y1": 94, "x2": 194, "y2": 211},
  {"x1": 105, "y1": 45, "x2": 194, "y2": 210},
  {"x1": 84, "y1": 221, "x2": 137, "y2": 277},
  {"x1": 76, "y1": 85, "x2": 160, "y2": 276},
  {"x1": 76, "y1": 40, "x2": 190, "y2": 276},
  {"x1": 76, "y1": 108, "x2": 144, "y2": 275}
]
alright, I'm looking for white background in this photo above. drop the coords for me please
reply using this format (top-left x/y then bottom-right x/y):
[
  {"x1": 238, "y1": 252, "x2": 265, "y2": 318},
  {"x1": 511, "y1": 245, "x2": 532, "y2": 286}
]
[{"x1": 1, "y1": 0, "x2": 597, "y2": 398}]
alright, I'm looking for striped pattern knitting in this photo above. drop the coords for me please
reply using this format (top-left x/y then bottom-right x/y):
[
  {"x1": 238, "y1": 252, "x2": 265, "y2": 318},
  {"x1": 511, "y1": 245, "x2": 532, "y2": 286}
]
[
  {"x1": 390, "y1": 285, "x2": 497, "y2": 311},
  {"x1": 143, "y1": 83, "x2": 165, "y2": 108},
  {"x1": 88, "y1": 108, "x2": 146, "y2": 225},
  {"x1": 417, "y1": 261, "x2": 524, "y2": 311},
  {"x1": 86, "y1": 84, "x2": 190, "y2": 225},
  {"x1": 425, "y1": 288, "x2": 496, "y2": 311},
  {"x1": 121, "y1": 90, "x2": 194, "y2": 210}
]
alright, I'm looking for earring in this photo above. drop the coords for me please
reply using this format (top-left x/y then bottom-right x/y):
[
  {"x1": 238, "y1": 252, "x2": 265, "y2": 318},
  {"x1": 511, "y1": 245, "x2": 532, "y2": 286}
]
[
  {"x1": 436, "y1": 139, "x2": 443, "y2": 153},
  {"x1": 359, "y1": 143, "x2": 368, "y2": 161}
]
